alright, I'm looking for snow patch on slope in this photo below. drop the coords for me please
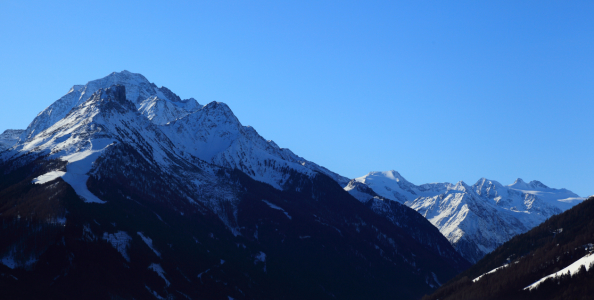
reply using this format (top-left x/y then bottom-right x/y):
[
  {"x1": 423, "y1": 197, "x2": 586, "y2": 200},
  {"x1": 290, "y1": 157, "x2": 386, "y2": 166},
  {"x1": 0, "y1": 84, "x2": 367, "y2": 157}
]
[
  {"x1": 33, "y1": 171, "x2": 66, "y2": 184},
  {"x1": 149, "y1": 263, "x2": 170, "y2": 286},
  {"x1": 59, "y1": 139, "x2": 114, "y2": 203},
  {"x1": 103, "y1": 231, "x2": 132, "y2": 262},
  {"x1": 262, "y1": 200, "x2": 292, "y2": 219},
  {"x1": 138, "y1": 232, "x2": 161, "y2": 258},
  {"x1": 524, "y1": 253, "x2": 594, "y2": 290},
  {"x1": 472, "y1": 262, "x2": 517, "y2": 282}
]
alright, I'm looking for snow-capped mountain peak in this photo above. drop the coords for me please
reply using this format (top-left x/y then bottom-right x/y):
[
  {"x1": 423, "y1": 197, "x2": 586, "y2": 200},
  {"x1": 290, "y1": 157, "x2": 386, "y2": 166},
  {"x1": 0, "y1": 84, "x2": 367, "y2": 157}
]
[
  {"x1": 10, "y1": 71, "x2": 349, "y2": 194},
  {"x1": 7, "y1": 83, "x2": 235, "y2": 208},
  {"x1": 528, "y1": 180, "x2": 549, "y2": 189},
  {"x1": 450, "y1": 181, "x2": 472, "y2": 192},
  {"x1": 20, "y1": 71, "x2": 202, "y2": 142},
  {"x1": 472, "y1": 178, "x2": 505, "y2": 199},
  {"x1": 348, "y1": 170, "x2": 450, "y2": 204},
  {"x1": 508, "y1": 178, "x2": 530, "y2": 190}
]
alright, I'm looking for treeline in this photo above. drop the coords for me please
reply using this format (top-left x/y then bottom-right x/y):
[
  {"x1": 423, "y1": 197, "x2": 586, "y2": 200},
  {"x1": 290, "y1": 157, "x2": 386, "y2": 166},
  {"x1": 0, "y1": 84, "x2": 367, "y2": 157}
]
[
  {"x1": 423, "y1": 196, "x2": 594, "y2": 300},
  {"x1": 0, "y1": 157, "x2": 68, "y2": 221}
]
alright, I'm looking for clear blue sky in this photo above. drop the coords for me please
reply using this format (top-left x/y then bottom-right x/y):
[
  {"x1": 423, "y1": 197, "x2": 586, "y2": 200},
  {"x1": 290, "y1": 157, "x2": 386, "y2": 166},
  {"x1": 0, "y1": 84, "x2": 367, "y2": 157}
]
[{"x1": 1, "y1": 1, "x2": 592, "y2": 196}]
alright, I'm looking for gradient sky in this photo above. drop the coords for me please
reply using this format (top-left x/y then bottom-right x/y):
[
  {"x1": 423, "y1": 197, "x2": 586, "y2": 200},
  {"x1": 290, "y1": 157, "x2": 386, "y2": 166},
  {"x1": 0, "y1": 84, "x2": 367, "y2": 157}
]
[{"x1": 1, "y1": 1, "x2": 592, "y2": 196}]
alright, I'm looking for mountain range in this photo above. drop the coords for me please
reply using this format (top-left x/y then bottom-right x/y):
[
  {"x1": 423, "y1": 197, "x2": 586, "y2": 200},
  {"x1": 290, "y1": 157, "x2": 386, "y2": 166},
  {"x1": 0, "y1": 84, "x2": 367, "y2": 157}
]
[
  {"x1": 0, "y1": 71, "x2": 469, "y2": 299},
  {"x1": 345, "y1": 170, "x2": 583, "y2": 263},
  {"x1": 0, "y1": 70, "x2": 584, "y2": 299}
]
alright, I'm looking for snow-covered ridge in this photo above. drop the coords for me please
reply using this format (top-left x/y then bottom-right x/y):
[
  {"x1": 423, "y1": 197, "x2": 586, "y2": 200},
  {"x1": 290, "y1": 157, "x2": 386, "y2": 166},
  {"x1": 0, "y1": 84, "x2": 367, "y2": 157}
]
[
  {"x1": 160, "y1": 99, "x2": 349, "y2": 190},
  {"x1": 524, "y1": 253, "x2": 594, "y2": 290},
  {"x1": 347, "y1": 171, "x2": 584, "y2": 263}
]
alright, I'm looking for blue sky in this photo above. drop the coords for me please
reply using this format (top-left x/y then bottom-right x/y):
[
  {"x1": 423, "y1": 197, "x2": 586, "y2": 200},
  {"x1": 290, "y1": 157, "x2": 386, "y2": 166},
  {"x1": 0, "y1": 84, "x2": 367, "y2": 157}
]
[{"x1": 1, "y1": 1, "x2": 592, "y2": 196}]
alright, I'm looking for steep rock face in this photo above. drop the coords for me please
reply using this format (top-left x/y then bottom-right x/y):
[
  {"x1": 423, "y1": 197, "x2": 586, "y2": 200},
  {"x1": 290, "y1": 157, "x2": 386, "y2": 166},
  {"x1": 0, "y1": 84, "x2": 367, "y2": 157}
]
[
  {"x1": 348, "y1": 171, "x2": 584, "y2": 263},
  {"x1": 0, "y1": 129, "x2": 24, "y2": 151}
]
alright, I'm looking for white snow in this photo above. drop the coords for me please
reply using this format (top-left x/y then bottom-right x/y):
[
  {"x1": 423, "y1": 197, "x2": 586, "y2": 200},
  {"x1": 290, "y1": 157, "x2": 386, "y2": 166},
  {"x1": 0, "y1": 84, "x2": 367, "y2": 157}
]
[
  {"x1": 347, "y1": 170, "x2": 451, "y2": 203},
  {"x1": 18, "y1": 70, "x2": 193, "y2": 144},
  {"x1": 160, "y1": 102, "x2": 349, "y2": 190},
  {"x1": 262, "y1": 200, "x2": 292, "y2": 220},
  {"x1": 137, "y1": 232, "x2": 161, "y2": 257},
  {"x1": 524, "y1": 253, "x2": 594, "y2": 291},
  {"x1": 149, "y1": 263, "x2": 170, "y2": 286},
  {"x1": 59, "y1": 139, "x2": 114, "y2": 204},
  {"x1": 431, "y1": 272, "x2": 442, "y2": 286},
  {"x1": 472, "y1": 263, "x2": 513, "y2": 282},
  {"x1": 33, "y1": 171, "x2": 66, "y2": 184},
  {"x1": 103, "y1": 231, "x2": 132, "y2": 262}
]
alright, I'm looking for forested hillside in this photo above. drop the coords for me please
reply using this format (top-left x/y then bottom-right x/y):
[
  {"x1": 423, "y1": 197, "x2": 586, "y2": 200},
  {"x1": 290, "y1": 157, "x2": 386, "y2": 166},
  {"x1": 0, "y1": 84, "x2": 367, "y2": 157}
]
[{"x1": 424, "y1": 196, "x2": 594, "y2": 300}]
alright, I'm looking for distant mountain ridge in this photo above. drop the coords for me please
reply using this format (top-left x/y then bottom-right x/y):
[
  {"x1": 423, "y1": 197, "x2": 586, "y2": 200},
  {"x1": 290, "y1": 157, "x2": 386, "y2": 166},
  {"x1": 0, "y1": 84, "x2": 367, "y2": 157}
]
[{"x1": 346, "y1": 170, "x2": 583, "y2": 263}]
